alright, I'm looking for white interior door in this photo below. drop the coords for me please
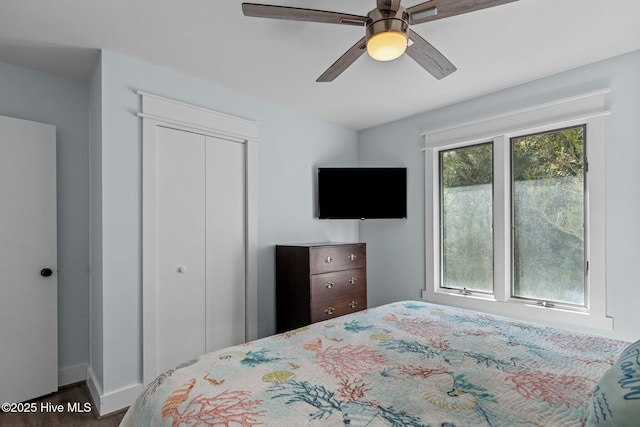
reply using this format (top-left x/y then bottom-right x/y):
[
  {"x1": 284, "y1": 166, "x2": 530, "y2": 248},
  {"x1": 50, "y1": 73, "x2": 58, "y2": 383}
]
[
  {"x1": 156, "y1": 126, "x2": 206, "y2": 372},
  {"x1": 0, "y1": 115, "x2": 57, "y2": 403},
  {"x1": 153, "y1": 128, "x2": 248, "y2": 374},
  {"x1": 205, "y1": 136, "x2": 246, "y2": 352},
  {"x1": 142, "y1": 92, "x2": 257, "y2": 386}
]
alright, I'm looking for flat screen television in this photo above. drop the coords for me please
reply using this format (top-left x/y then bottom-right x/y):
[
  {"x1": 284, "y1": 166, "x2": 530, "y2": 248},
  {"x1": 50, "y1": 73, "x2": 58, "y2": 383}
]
[{"x1": 318, "y1": 167, "x2": 407, "y2": 219}]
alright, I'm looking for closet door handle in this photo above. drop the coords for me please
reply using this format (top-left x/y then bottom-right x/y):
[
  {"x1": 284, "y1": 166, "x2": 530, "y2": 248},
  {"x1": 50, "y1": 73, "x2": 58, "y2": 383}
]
[{"x1": 40, "y1": 268, "x2": 53, "y2": 278}]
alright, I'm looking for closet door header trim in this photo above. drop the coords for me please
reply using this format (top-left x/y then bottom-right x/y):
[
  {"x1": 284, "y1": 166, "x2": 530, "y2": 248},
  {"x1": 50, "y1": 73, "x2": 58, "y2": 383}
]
[{"x1": 137, "y1": 91, "x2": 259, "y2": 143}]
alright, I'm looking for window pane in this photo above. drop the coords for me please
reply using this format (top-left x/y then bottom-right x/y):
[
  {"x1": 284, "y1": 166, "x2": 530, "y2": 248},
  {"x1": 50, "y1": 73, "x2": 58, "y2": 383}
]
[
  {"x1": 511, "y1": 126, "x2": 585, "y2": 305},
  {"x1": 440, "y1": 143, "x2": 493, "y2": 293}
]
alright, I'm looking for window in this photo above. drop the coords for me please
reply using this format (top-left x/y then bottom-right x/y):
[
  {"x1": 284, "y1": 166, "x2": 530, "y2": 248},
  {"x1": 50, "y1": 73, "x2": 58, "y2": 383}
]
[
  {"x1": 440, "y1": 143, "x2": 493, "y2": 294},
  {"x1": 511, "y1": 126, "x2": 585, "y2": 306},
  {"x1": 423, "y1": 90, "x2": 611, "y2": 330}
]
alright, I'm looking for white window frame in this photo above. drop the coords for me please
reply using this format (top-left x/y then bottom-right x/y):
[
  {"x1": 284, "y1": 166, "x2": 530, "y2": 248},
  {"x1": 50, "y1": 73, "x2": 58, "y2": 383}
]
[{"x1": 422, "y1": 90, "x2": 613, "y2": 330}]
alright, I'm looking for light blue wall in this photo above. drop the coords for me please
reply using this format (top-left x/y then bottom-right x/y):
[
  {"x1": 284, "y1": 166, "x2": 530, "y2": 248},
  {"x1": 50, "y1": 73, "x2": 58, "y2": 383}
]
[
  {"x1": 0, "y1": 61, "x2": 90, "y2": 371},
  {"x1": 93, "y1": 51, "x2": 359, "y2": 392},
  {"x1": 358, "y1": 50, "x2": 640, "y2": 342},
  {"x1": 88, "y1": 55, "x2": 104, "y2": 387}
]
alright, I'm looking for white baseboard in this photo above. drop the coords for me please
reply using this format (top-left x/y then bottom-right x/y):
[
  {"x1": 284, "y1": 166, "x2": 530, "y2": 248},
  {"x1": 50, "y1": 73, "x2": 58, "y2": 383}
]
[
  {"x1": 86, "y1": 366, "x2": 143, "y2": 416},
  {"x1": 86, "y1": 366, "x2": 102, "y2": 413},
  {"x1": 58, "y1": 363, "x2": 88, "y2": 387}
]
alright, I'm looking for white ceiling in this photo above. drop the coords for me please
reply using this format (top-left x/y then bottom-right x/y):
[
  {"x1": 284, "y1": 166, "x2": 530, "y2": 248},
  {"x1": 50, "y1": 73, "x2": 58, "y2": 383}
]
[{"x1": 1, "y1": 0, "x2": 639, "y2": 130}]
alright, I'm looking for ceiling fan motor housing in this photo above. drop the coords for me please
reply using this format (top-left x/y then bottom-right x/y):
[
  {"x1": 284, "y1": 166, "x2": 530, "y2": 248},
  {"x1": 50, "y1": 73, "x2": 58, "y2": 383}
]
[{"x1": 366, "y1": 7, "x2": 409, "y2": 42}]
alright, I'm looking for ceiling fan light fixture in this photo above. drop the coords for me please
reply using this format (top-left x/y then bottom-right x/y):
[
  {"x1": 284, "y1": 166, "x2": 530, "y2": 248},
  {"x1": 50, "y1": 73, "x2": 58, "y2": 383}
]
[
  {"x1": 365, "y1": 7, "x2": 410, "y2": 62},
  {"x1": 366, "y1": 30, "x2": 408, "y2": 61}
]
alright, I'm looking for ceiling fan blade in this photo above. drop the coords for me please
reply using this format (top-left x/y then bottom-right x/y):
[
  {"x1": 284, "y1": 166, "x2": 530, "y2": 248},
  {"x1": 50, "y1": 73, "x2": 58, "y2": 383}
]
[
  {"x1": 317, "y1": 37, "x2": 367, "y2": 82},
  {"x1": 242, "y1": 3, "x2": 368, "y2": 26},
  {"x1": 405, "y1": 29, "x2": 456, "y2": 79},
  {"x1": 407, "y1": 0, "x2": 519, "y2": 25}
]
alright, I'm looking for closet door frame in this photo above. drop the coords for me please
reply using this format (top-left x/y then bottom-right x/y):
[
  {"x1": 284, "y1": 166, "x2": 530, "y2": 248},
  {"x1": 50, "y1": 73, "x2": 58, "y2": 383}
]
[{"x1": 139, "y1": 92, "x2": 258, "y2": 386}]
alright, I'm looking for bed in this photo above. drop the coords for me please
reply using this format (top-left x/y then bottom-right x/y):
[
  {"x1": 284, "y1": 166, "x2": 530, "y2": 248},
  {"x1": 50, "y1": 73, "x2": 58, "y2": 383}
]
[{"x1": 120, "y1": 301, "x2": 636, "y2": 426}]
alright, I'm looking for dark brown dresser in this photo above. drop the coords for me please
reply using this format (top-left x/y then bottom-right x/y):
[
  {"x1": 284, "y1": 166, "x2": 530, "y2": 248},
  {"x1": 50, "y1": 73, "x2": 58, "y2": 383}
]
[{"x1": 275, "y1": 242, "x2": 367, "y2": 332}]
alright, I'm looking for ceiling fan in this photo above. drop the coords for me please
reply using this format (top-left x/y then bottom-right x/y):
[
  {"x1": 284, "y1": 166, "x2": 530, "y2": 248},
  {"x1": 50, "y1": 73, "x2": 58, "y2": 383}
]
[{"x1": 242, "y1": 0, "x2": 519, "y2": 82}]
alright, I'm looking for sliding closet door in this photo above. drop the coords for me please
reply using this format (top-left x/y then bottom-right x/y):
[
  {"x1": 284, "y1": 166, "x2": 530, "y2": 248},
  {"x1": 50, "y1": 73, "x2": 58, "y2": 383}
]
[
  {"x1": 206, "y1": 136, "x2": 246, "y2": 352},
  {"x1": 142, "y1": 92, "x2": 258, "y2": 385},
  {"x1": 156, "y1": 126, "x2": 206, "y2": 372},
  {"x1": 152, "y1": 129, "x2": 247, "y2": 374}
]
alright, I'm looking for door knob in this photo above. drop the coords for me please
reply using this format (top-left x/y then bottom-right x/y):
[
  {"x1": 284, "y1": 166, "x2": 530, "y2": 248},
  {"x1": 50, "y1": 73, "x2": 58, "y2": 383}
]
[{"x1": 40, "y1": 268, "x2": 53, "y2": 277}]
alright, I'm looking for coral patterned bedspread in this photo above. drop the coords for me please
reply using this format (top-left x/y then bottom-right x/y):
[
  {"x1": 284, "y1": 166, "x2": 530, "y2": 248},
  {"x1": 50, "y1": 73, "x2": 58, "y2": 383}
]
[{"x1": 120, "y1": 301, "x2": 628, "y2": 427}]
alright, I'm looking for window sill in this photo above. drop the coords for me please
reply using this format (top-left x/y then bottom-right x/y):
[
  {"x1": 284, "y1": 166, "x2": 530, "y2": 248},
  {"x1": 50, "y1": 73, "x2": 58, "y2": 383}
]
[{"x1": 422, "y1": 289, "x2": 613, "y2": 331}]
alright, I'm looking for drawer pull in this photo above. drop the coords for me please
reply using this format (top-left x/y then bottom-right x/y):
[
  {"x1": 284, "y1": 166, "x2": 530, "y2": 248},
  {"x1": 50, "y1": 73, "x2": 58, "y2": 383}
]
[
  {"x1": 349, "y1": 277, "x2": 357, "y2": 284},
  {"x1": 324, "y1": 307, "x2": 335, "y2": 315},
  {"x1": 325, "y1": 256, "x2": 333, "y2": 263},
  {"x1": 349, "y1": 301, "x2": 357, "y2": 308},
  {"x1": 348, "y1": 253, "x2": 357, "y2": 261},
  {"x1": 325, "y1": 282, "x2": 334, "y2": 289}
]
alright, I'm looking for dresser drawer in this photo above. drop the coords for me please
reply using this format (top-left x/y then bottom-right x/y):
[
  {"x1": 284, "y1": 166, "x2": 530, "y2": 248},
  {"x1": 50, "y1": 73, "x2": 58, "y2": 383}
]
[
  {"x1": 310, "y1": 268, "x2": 366, "y2": 302},
  {"x1": 309, "y1": 244, "x2": 366, "y2": 274},
  {"x1": 310, "y1": 291, "x2": 367, "y2": 323}
]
